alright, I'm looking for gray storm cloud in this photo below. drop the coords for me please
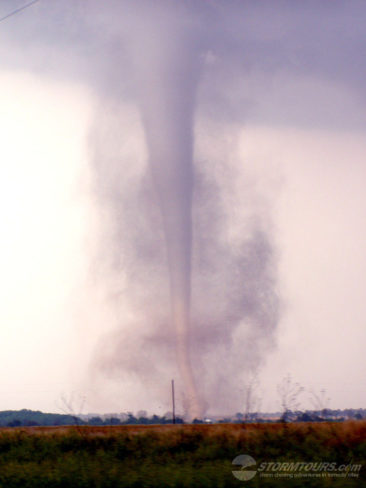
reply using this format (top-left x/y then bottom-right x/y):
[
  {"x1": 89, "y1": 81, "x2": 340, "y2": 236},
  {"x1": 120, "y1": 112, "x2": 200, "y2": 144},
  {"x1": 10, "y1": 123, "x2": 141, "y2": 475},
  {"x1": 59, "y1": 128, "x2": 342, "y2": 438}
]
[{"x1": 1, "y1": 0, "x2": 366, "y2": 417}]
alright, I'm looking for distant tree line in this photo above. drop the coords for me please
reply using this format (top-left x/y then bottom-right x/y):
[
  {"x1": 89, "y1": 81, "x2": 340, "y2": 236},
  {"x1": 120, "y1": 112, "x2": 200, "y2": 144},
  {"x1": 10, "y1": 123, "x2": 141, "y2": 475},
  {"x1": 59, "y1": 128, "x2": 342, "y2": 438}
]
[
  {"x1": 87, "y1": 413, "x2": 184, "y2": 426},
  {"x1": 236, "y1": 408, "x2": 366, "y2": 424},
  {"x1": 0, "y1": 408, "x2": 364, "y2": 427},
  {"x1": 0, "y1": 410, "x2": 184, "y2": 427},
  {"x1": 0, "y1": 410, "x2": 79, "y2": 427}
]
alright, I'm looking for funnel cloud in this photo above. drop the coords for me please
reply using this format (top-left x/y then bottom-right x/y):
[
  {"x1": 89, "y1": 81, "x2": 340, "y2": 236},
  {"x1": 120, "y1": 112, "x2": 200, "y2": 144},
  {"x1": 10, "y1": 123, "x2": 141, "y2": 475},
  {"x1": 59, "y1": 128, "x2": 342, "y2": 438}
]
[
  {"x1": 2, "y1": 0, "x2": 364, "y2": 417},
  {"x1": 83, "y1": 1, "x2": 280, "y2": 418}
]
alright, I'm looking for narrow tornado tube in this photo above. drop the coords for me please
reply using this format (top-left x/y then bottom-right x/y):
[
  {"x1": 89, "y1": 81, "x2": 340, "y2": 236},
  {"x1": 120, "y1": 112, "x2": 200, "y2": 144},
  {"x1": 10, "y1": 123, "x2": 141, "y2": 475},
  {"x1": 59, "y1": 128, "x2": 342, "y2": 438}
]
[{"x1": 131, "y1": 19, "x2": 204, "y2": 420}]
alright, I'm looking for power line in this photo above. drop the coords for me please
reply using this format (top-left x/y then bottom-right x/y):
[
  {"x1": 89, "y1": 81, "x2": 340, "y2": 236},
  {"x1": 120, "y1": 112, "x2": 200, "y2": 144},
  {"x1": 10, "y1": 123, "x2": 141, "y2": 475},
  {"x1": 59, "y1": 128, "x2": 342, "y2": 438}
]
[{"x1": 0, "y1": 0, "x2": 41, "y2": 24}]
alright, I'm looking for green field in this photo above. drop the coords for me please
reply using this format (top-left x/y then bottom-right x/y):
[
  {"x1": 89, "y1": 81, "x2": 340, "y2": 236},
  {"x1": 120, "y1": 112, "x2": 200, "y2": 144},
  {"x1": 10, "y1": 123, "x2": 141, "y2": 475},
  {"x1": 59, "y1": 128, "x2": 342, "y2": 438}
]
[{"x1": 0, "y1": 421, "x2": 364, "y2": 487}]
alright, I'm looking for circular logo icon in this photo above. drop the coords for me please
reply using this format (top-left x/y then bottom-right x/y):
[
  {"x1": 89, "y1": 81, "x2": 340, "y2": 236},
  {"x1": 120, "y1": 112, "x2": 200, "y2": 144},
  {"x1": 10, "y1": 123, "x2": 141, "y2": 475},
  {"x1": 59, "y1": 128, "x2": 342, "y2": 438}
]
[{"x1": 232, "y1": 454, "x2": 257, "y2": 481}]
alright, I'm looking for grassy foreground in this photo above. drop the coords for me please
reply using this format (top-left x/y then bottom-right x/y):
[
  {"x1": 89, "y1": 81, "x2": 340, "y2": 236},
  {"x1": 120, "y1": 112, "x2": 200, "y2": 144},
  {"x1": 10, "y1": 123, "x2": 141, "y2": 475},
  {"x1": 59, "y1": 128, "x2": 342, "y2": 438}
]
[{"x1": 0, "y1": 421, "x2": 364, "y2": 487}]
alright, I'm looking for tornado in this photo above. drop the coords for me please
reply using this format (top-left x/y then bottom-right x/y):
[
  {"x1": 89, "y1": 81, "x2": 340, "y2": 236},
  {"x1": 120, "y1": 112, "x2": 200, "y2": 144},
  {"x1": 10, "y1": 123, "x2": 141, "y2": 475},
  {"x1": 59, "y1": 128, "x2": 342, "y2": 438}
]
[{"x1": 129, "y1": 7, "x2": 205, "y2": 419}]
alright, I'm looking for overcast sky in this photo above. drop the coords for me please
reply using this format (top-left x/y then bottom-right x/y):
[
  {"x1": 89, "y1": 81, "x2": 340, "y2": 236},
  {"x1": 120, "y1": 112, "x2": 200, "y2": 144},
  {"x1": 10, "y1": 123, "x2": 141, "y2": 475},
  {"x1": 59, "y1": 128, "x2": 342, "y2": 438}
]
[{"x1": 0, "y1": 1, "x2": 365, "y2": 416}]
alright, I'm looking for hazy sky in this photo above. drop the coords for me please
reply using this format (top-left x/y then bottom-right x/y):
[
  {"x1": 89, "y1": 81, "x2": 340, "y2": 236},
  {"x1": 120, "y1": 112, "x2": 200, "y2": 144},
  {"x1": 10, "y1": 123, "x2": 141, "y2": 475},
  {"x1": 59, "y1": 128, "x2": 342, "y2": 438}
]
[{"x1": 0, "y1": 1, "x2": 365, "y2": 416}]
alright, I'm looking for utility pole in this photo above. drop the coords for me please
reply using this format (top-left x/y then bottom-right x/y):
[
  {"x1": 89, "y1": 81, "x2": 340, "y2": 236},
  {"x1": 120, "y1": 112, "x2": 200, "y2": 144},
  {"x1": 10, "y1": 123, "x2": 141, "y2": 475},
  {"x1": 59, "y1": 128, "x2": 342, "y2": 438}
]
[{"x1": 171, "y1": 379, "x2": 176, "y2": 424}]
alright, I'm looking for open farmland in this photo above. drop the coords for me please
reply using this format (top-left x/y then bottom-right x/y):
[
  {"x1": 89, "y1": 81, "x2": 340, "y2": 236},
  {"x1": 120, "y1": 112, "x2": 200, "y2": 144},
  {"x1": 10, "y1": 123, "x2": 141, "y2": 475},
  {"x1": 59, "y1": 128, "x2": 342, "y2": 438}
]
[{"x1": 0, "y1": 421, "x2": 364, "y2": 487}]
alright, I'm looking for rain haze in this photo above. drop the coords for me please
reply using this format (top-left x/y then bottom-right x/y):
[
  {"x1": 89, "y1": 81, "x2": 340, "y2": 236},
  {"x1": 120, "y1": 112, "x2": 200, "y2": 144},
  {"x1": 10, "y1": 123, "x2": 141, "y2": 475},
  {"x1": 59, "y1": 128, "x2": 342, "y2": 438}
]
[{"x1": 0, "y1": 0, "x2": 365, "y2": 418}]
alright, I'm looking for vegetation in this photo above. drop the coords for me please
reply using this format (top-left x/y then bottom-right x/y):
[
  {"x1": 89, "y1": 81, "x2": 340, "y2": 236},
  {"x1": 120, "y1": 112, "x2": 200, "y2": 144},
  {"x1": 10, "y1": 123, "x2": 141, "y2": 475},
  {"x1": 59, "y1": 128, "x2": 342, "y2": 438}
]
[
  {"x1": 0, "y1": 408, "x2": 364, "y2": 429},
  {"x1": 0, "y1": 410, "x2": 184, "y2": 428},
  {"x1": 0, "y1": 410, "x2": 79, "y2": 428},
  {"x1": 0, "y1": 421, "x2": 364, "y2": 487}
]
